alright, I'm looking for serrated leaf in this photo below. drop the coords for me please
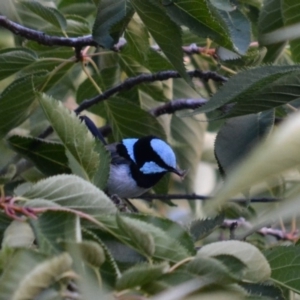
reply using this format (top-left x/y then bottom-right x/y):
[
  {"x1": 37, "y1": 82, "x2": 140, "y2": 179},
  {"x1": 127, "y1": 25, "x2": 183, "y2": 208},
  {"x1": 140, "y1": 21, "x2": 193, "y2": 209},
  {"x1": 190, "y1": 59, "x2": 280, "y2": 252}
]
[
  {"x1": 0, "y1": 74, "x2": 45, "y2": 139},
  {"x1": 126, "y1": 213, "x2": 196, "y2": 255},
  {"x1": 190, "y1": 214, "x2": 224, "y2": 241},
  {"x1": 215, "y1": 110, "x2": 274, "y2": 176},
  {"x1": 22, "y1": 1, "x2": 67, "y2": 31},
  {"x1": 185, "y1": 256, "x2": 240, "y2": 283},
  {"x1": 8, "y1": 135, "x2": 70, "y2": 176},
  {"x1": 214, "y1": 255, "x2": 247, "y2": 280},
  {"x1": 116, "y1": 214, "x2": 155, "y2": 258},
  {"x1": 13, "y1": 252, "x2": 72, "y2": 300},
  {"x1": 240, "y1": 282, "x2": 285, "y2": 300},
  {"x1": 116, "y1": 262, "x2": 169, "y2": 291},
  {"x1": 38, "y1": 93, "x2": 99, "y2": 181},
  {"x1": 0, "y1": 48, "x2": 37, "y2": 81},
  {"x1": 205, "y1": 111, "x2": 300, "y2": 213},
  {"x1": 92, "y1": 0, "x2": 133, "y2": 48},
  {"x1": 198, "y1": 240, "x2": 271, "y2": 282},
  {"x1": 96, "y1": 214, "x2": 192, "y2": 262},
  {"x1": 58, "y1": 0, "x2": 95, "y2": 17},
  {"x1": 258, "y1": 0, "x2": 287, "y2": 62},
  {"x1": 21, "y1": 174, "x2": 117, "y2": 215},
  {"x1": 30, "y1": 211, "x2": 77, "y2": 254},
  {"x1": 131, "y1": 0, "x2": 188, "y2": 82},
  {"x1": 194, "y1": 65, "x2": 300, "y2": 117},
  {"x1": 263, "y1": 246, "x2": 300, "y2": 294},
  {"x1": 162, "y1": 0, "x2": 250, "y2": 55},
  {"x1": 95, "y1": 96, "x2": 166, "y2": 140}
]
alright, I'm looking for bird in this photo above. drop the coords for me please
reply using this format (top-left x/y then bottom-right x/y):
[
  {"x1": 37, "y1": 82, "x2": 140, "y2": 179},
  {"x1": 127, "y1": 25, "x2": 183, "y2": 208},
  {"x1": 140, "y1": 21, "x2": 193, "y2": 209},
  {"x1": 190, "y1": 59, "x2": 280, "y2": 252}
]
[{"x1": 80, "y1": 116, "x2": 184, "y2": 198}]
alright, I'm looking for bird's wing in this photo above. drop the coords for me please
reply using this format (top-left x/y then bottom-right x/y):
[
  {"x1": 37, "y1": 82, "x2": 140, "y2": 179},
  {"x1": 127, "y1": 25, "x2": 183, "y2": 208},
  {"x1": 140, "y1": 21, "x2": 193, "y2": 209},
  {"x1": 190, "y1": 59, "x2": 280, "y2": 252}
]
[{"x1": 106, "y1": 143, "x2": 130, "y2": 166}]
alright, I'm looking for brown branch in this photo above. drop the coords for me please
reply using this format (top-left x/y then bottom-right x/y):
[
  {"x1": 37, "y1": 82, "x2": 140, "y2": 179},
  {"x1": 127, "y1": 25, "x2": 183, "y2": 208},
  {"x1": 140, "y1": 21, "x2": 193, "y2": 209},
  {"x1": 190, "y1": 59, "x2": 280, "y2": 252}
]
[
  {"x1": 0, "y1": 15, "x2": 97, "y2": 48},
  {"x1": 75, "y1": 70, "x2": 227, "y2": 114},
  {"x1": 150, "y1": 98, "x2": 208, "y2": 117}
]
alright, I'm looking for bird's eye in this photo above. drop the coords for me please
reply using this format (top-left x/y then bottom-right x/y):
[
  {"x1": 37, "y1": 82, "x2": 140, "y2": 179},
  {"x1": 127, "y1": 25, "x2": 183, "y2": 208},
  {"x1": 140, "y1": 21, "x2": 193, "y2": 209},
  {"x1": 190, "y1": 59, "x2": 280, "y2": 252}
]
[{"x1": 140, "y1": 161, "x2": 167, "y2": 174}]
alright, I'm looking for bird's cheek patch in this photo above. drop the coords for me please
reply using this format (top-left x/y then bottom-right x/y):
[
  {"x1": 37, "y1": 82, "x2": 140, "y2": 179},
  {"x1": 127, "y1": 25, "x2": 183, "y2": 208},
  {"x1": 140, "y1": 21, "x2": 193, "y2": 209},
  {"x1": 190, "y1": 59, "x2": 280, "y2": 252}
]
[{"x1": 140, "y1": 162, "x2": 166, "y2": 174}]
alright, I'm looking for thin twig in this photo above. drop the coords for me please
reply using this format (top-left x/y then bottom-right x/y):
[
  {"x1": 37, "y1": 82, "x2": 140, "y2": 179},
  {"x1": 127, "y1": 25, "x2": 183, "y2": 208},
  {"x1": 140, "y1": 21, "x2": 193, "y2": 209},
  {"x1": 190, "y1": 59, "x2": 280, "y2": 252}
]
[
  {"x1": 138, "y1": 194, "x2": 280, "y2": 203},
  {"x1": 75, "y1": 70, "x2": 227, "y2": 114}
]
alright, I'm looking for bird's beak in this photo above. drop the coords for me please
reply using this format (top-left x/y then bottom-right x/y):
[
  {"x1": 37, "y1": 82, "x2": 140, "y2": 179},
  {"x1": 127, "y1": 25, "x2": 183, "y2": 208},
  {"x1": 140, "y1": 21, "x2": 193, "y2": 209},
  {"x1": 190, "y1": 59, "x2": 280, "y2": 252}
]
[{"x1": 171, "y1": 167, "x2": 187, "y2": 178}]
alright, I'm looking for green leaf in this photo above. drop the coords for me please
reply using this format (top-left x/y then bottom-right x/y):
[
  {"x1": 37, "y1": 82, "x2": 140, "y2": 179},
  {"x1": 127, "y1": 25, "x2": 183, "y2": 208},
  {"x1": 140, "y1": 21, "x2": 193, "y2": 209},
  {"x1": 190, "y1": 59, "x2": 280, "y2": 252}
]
[
  {"x1": 94, "y1": 96, "x2": 166, "y2": 140},
  {"x1": 116, "y1": 214, "x2": 155, "y2": 258},
  {"x1": 38, "y1": 93, "x2": 100, "y2": 181},
  {"x1": 0, "y1": 249, "x2": 47, "y2": 300},
  {"x1": 214, "y1": 255, "x2": 247, "y2": 279},
  {"x1": 189, "y1": 214, "x2": 225, "y2": 241},
  {"x1": 263, "y1": 246, "x2": 300, "y2": 294},
  {"x1": 13, "y1": 252, "x2": 72, "y2": 300},
  {"x1": 126, "y1": 213, "x2": 196, "y2": 255},
  {"x1": 7, "y1": 135, "x2": 70, "y2": 176},
  {"x1": 30, "y1": 211, "x2": 77, "y2": 254},
  {"x1": 197, "y1": 240, "x2": 271, "y2": 282},
  {"x1": 205, "y1": 111, "x2": 300, "y2": 213},
  {"x1": 258, "y1": 0, "x2": 287, "y2": 63},
  {"x1": 22, "y1": 1, "x2": 67, "y2": 31},
  {"x1": 162, "y1": 0, "x2": 250, "y2": 55},
  {"x1": 58, "y1": 0, "x2": 96, "y2": 17},
  {"x1": 92, "y1": 0, "x2": 133, "y2": 48},
  {"x1": 0, "y1": 48, "x2": 37, "y2": 81},
  {"x1": 2, "y1": 221, "x2": 35, "y2": 249},
  {"x1": 240, "y1": 282, "x2": 285, "y2": 300},
  {"x1": 116, "y1": 262, "x2": 169, "y2": 291},
  {"x1": 282, "y1": 0, "x2": 300, "y2": 62},
  {"x1": 0, "y1": 74, "x2": 45, "y2": 139},
  {"x1": 194, "y1": 65, "x2": 300, "y2": 117},
  {"x1": 21, "y1": 174, "x2": 117, "y2": 215},
  {"x1": 185, "y1": 256, "x2": 240, "y2": 283},
  {"x1": 131, "y1": 0, "x2": 188, "y2": 82},
  {"x1": 96, "y1": 215, "x2": 192, "y2": 262},
  {"x1": 215, "y1": 110, "x2": 274, "y2": 176}
]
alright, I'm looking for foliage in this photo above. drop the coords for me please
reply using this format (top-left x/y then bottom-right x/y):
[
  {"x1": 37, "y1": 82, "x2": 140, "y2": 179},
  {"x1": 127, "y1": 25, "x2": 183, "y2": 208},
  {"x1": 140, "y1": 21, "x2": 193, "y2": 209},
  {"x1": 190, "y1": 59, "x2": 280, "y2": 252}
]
[{"x1": 0, "y1": 0, "x2": 300, "y2": 299}]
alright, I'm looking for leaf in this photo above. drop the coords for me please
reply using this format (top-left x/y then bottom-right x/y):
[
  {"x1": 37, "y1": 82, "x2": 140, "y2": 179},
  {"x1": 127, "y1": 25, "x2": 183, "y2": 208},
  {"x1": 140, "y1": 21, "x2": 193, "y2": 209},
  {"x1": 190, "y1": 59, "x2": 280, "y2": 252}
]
[
  {"x1": 263, "y1": 246, "x2": 300, "y2": 294},
  {"x1": 185, "y1": 256, "x2": 240, "y2": 283},
  {"x1": 214, "y1": 255, "x2": 247, "y2": 279},
  {"x1": 0, "y1": 48, "x2": 37, "y2": 81},
  {"x1": 116, "y1": 262, "x2": 169, "y2": 291},
  {"x1": 21, "y1": 174, "x2": 117, "y2": 215},
  {"x1": 0, "y1": 74, "x2": 45, "y2": 139},
  {"x1": 96, "y1": 214, "x2": 192, "y2": 262},
  {"x1": 116, "y1": 214, "x2": 155, "y2": 259},
  {"x1": 94, "y1": 96, "x2": 166, "y2": 140},
  {"x1": 8, "y1": 135, "x2": 70, "y2": 176},
  {"x1": 58, "y1": 0, "x2": 95, "y2": 17},
  {"x1": 22, "y1": 1, "x2": 67, "y2": 31},
  {"x1": 0, "y1": 250, "x2": 47, "y2": 300},
  {"x1": 126, "y1": 213, "x2": 196, "y2": 255},
  {"x1": 38, "y1": 93, "x2": 100, "y2": 181},
  {"x1": 194, "y1": 65, "x2": 300, "y2": 117},
  {"x1": 2, "y1": 221, "x2": 35, "y2": 249},
  {"x1": 205, "y1": 110, "x2": 300, "y2": 213},
  {"x1": 13, "y1": 252, "x2": 72, "y2": 300},
  {"x1": 215, "y1": 110, "x2": 274, "y2": 176},
  {"x1": 92, "y1": 0, "x2": 133, "y2": 48},
  {"x1": 258, "y1": 0, "x2": 287, "y2": 63},
  {"x1": 163, "y1": 0, "x2": 250, "y2": 55},
  {"x1": 240, "y1": 282, "x2": 285, "y2": 300},
  {"x1": 131, "y1": 0, "x2": 188, "y2": 82},
  {"x1": 197, "y1": 240, "x2": 271, "y2": 282},
  {"x1": 30, "y1": 211, "x2": 77, "y2": 255},
  {"x1": 189, "y1": 214, "x2": 225, "y2": 241}
]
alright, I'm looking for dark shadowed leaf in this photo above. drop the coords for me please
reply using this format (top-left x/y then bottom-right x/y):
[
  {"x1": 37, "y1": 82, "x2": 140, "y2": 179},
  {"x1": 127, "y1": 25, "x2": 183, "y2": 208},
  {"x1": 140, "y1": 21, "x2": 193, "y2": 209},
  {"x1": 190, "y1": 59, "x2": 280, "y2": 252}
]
[
  {"x1": 8, "y1": 135, "x2": 70, "y2": 176},
  {"x1": 240, "y1": 282, "x2": 285, "y2": 300}
]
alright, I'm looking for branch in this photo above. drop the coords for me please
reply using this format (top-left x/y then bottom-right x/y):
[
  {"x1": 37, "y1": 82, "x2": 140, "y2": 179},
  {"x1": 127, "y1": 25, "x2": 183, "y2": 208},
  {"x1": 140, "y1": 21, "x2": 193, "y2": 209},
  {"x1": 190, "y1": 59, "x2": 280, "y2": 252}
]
[
  {"x1": 75, "y1": 70, "x2": 227, "y2": 114},
  {"x1": 138, "y1": 194, "x2": 280, "y2": 203},
  {"x1": 150, "y1": 98, "x2": 208, "y2": 117},
  {"x1": 0, "y1": 15, "x2": 97, "y2": 48},
  {"x1": 222, "y1": 218, "x2": 299, "y2": 241}
]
